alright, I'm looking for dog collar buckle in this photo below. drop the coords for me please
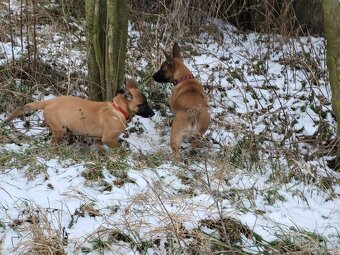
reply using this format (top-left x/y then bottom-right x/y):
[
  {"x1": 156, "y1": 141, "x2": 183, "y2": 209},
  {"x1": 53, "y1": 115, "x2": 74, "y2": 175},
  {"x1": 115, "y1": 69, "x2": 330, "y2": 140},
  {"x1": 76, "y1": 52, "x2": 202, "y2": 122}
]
[
  {"x1": 173, "y1": 74, "x2": 195, "y2": 86},
  {"x1": 112, "y1": 102, "x2": 129, "y2": 120}
]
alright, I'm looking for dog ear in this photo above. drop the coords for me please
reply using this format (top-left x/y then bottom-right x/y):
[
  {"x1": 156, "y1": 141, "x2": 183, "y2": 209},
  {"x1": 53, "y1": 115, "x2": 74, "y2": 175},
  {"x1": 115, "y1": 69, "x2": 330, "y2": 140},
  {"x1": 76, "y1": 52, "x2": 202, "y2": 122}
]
[
  {"x1": 125, "y1": 79, "x2": 138, "y2": 89},
  {"x1": 173, "y1": 42, "x2": 181, "y2": 59},
  {"x1": 163, "y1": 49, "x2": 173, "y2": 62},
  {"x1": 117, "y1": 88, "x2": 133, "y2": 101}
]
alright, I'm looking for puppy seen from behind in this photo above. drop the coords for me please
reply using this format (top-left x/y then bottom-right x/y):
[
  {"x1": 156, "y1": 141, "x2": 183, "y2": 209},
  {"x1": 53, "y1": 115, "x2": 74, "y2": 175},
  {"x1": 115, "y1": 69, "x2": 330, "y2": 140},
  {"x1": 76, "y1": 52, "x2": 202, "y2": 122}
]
[{"x1": 153, "y1": 43, "x2": 211, "y2": 158}]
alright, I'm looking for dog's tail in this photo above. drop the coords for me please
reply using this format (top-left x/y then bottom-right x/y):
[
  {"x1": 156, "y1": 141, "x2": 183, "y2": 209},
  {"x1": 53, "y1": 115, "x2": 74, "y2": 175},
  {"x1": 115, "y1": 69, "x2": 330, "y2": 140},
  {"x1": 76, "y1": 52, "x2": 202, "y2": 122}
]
[{"x1": 5, "y1": 100, "x2": 50, "y2": 122}]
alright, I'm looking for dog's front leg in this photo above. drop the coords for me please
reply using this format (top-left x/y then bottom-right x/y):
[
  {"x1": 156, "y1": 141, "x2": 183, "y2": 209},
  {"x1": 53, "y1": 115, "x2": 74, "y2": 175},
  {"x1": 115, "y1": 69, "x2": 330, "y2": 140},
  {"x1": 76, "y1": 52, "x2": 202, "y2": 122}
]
[
  {"x1": 101, "y1": 136, "x2": 120, "y2": 148},
  {"x1": 96, "y1": 138, "x2": 120, "y2": 155},
  {"x1": 94, "y1": 140, "x2": 106, "y2": 155}
]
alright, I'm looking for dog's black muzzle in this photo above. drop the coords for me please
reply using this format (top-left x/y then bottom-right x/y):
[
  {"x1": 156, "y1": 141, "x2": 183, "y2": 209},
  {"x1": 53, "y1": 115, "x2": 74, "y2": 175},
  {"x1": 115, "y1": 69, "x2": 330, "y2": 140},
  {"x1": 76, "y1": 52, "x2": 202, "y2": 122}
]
[
  {"x1": 137, "y1": 96, "x2": 155, "y2": 118},
  {"x1": 139, "y1": 105, "x2": 155, "y2": 118},
  {"x1": 153, "y1": 70, "x2": 170, "y2": 83}
]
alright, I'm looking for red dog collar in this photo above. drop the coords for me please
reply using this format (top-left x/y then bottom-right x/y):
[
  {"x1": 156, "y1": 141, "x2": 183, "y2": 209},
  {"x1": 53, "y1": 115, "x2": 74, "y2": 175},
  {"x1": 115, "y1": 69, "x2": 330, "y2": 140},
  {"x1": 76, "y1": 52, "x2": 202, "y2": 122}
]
[
  {"x1": 173, "y1": 74, "x2": 195, "y2": 86},
  {"x1": 112, "y1": 102, "x2": 129, "y2": 120}
]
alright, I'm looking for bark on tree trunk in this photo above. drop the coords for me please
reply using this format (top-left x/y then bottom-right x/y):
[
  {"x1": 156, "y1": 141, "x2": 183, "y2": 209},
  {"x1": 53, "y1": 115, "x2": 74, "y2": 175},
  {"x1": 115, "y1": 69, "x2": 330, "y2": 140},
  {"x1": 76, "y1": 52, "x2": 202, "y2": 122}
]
[
  {"x1": 85, "y1": 0, "x2": 128, "y2": 101},
  {"x1": 323, "y1": 0, "x2": 340, "y2": 169},
  {"x1": 105, "y1": 0, "x2": 128, "y2": 101}
]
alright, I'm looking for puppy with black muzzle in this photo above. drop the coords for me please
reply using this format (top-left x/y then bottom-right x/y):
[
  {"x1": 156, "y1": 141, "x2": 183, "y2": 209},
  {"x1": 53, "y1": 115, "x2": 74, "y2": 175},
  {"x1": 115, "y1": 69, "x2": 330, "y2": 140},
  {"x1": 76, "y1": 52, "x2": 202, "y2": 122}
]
[
  {"x1": 5, "y1": 79, "x2": 154, "y2": 148},
  {"x1": 153, "y1": 43, "x2": 210, "y2": 158}
]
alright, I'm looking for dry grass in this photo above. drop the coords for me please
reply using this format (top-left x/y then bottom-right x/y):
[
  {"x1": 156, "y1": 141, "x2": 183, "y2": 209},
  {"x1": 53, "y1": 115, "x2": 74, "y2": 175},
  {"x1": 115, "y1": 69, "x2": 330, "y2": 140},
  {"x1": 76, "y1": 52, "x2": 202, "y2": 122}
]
[
  {"x1": 12, "y1": 206, "x2": 66, "y2": 255},
  {"x1": 0, "y1": 1, "x2": 338, "y2": 254}
]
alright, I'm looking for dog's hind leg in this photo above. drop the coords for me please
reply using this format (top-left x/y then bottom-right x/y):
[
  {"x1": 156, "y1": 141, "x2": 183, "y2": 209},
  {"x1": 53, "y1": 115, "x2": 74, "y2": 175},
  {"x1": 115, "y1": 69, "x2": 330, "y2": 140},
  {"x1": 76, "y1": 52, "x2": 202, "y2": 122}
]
[
  {"x1": 170, "y1": 114, "x2": 188, "y2": 158},
  {"x1": 170, "y1": 132, "x2": 182, "y2": 158},
  {"x1": 44, "y1": 116, "x2": 66, "y2": 144},
  {"x1": 189, "y1": 110, "x2": 210, "y2": 154},
  {"x1": 49, "y1": 124, "x2": 66, "y2": 144},
  {"x1": 51, "y1": 130, "x2": 67, "y2": 144}
]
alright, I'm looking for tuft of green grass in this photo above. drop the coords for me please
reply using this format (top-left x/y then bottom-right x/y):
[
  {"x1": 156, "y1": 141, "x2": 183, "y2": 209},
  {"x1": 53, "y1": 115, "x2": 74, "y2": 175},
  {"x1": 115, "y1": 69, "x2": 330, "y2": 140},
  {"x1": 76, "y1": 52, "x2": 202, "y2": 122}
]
[
  {"x1": 229, "y1": 134, "x2": 260, "y2": 169},
  {"x1": 82, "y1": 165, "x2": 104, "y2": 181},
  {"x1": 133, "y1": 151, "x2": 169, "y2": 169},
  {"x1": 91, "y1": 237, "x2": 109, "y2": 253},
  {"x1": 263, "y1": 189, "x2": 286, "y2": 205},
  {"x1": 0, "y1": 142, "x2": 49, "y2": 180},
  {"x1": 264, "y1": 230, "x2": 330, "y2": 255},
  {"x1": 81, "y1": 164, "x2": 114, "y2": 191}
]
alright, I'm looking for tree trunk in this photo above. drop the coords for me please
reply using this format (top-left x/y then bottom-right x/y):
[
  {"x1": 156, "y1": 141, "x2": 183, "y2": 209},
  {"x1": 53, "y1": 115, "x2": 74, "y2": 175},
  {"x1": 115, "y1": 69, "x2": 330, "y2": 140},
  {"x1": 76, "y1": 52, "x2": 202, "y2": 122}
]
[
  {"x1": 85, "y1": 0, "x2": 128, "y2": 101},
  {"x1": 323, "y1": 0, "x2": 340, "y2": 169},
  {"x1": 105, "y1": 0, "x2": 128, "y2": 101}
]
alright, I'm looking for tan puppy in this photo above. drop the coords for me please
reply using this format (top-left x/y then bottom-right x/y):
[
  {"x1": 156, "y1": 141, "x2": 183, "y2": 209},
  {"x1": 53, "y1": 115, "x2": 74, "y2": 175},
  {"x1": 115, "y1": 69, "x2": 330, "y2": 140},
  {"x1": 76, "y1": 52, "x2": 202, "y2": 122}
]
[
  {"x1": 153, "y1": 43, "x2": 210, "y2": 157},
  {"x1": 5, "y1": 79, "x2": 154, "y2": 147}
]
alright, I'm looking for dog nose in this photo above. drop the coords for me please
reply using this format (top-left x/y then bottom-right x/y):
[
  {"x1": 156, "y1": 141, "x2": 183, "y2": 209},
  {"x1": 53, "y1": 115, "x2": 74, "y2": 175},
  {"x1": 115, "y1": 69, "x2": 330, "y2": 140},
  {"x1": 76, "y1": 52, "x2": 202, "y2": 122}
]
[
  {"x1": 153, "y1": 72, "x2": 161, "y2": 82},
  {"x1": 149, "y1": 109, "x2": 155, "y2": 117}
]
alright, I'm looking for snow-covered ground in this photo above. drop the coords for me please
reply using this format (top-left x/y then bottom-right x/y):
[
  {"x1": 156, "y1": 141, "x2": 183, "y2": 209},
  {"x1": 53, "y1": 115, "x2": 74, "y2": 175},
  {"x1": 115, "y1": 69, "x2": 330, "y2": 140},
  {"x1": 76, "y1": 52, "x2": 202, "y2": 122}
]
[{"x1": 0, "y1": 2, "x2": 339, "y2": 254}]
